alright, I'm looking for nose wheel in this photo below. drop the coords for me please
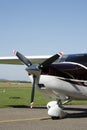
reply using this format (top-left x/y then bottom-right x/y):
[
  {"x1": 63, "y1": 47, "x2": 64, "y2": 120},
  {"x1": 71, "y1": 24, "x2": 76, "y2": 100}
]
[{"x1": 47, "y1": 100, "x2": 67, "y2": 119}]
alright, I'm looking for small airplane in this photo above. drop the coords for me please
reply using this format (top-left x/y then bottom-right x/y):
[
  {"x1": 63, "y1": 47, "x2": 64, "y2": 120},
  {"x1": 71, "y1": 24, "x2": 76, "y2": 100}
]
[{"x1": 0, "y1": 50, "x2": 87, "y2": 119}]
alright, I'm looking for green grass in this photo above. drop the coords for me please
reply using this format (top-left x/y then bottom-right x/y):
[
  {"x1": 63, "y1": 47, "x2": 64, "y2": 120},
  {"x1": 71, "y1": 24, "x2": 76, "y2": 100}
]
[
  {"x1": 68, "y1": 100, "x2": 87, "y2": 105},
  {"x1": 0, "y1": 81, "x2": 50, "y2": 108},
  {"x1": 0, "y1": 81, "x2": 87, "y2": 108}
]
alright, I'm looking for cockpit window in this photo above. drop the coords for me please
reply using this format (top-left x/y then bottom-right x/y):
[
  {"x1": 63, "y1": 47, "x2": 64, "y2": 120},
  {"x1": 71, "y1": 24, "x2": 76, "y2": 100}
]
[
  {"x1": 58, "y1": 55, "x2": 68, "y2": 62},
  {"x1": 66, "y1": 54, "x2": 87, "y2": 63},
  {"x1": 58, "y1": 54, "x2": 87, "y2": 66}
]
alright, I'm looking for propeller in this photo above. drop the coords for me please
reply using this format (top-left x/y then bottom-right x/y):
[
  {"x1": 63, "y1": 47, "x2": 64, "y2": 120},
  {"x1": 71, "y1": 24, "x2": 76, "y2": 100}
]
[
  {"x1": 13, "y1": 50, "x2": 32, "y2": 67},
  {"x1": 13, "y1": 50, "x2": 63, "y2": 108}
]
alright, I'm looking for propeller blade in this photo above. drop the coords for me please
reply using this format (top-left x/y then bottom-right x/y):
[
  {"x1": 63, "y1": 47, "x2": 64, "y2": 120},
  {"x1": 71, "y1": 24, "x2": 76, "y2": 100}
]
[
  {"x1": 40, "y1": 52, "x2": 63, "y2": 68},
  {"x1": 13, "y1": 50, "x2": 32, "y2": 67},
  {"x1": 30, "y1": 75, "x2": 36, "y2": 108}
]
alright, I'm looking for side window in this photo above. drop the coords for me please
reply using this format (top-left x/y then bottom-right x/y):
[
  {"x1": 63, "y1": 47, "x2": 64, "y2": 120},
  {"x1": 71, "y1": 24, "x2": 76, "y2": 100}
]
[
  {"x1": 58, "y1": 55, "x2": 68, "y2": 62},
  {"x1": 58, "y1": 54, "x2": 87, "y2": 66},
  {"x1": 66, "y1": 54, "x2": 87, "y2": 65}
]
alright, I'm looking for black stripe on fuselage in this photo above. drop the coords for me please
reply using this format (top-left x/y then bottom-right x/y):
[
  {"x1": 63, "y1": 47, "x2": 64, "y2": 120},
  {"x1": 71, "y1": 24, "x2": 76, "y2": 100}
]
[
  {"x1": 42, "y1": 62, "x2": 87, "y2": 80},
  {"x1": 58, "y1": 77, "x2": 87, "y2": 87}
]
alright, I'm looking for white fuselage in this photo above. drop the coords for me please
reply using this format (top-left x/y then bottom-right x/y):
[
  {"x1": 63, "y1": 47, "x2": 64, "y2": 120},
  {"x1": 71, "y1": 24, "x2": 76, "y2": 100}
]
[{"x1": 29, "y1": 75, "x2": 87, "y2": 100}]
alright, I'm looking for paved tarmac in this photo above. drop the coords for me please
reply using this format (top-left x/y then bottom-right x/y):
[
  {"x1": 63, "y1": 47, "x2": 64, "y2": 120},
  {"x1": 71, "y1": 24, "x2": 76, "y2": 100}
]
[{"x1": 0, "y1": 105, "x2": 87, "y2": 130}]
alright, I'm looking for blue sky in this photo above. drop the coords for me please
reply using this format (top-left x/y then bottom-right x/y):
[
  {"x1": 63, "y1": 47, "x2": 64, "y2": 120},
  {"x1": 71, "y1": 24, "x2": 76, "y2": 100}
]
[{"x1": 0, "y1": 0, "x2": 87, "y2": 80}]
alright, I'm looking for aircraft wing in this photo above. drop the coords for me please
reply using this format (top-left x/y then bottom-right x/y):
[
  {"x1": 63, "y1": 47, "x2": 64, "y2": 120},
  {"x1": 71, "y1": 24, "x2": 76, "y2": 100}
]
[{"x1": 0, "y1": 55, "x2": 51, "y2": 65}]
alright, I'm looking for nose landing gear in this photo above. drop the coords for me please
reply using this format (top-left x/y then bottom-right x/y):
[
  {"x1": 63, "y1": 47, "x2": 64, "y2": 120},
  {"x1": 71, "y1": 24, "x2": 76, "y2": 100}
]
[{"x1": 47, "y1": 100, "x2": 67, "y2": 119}]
